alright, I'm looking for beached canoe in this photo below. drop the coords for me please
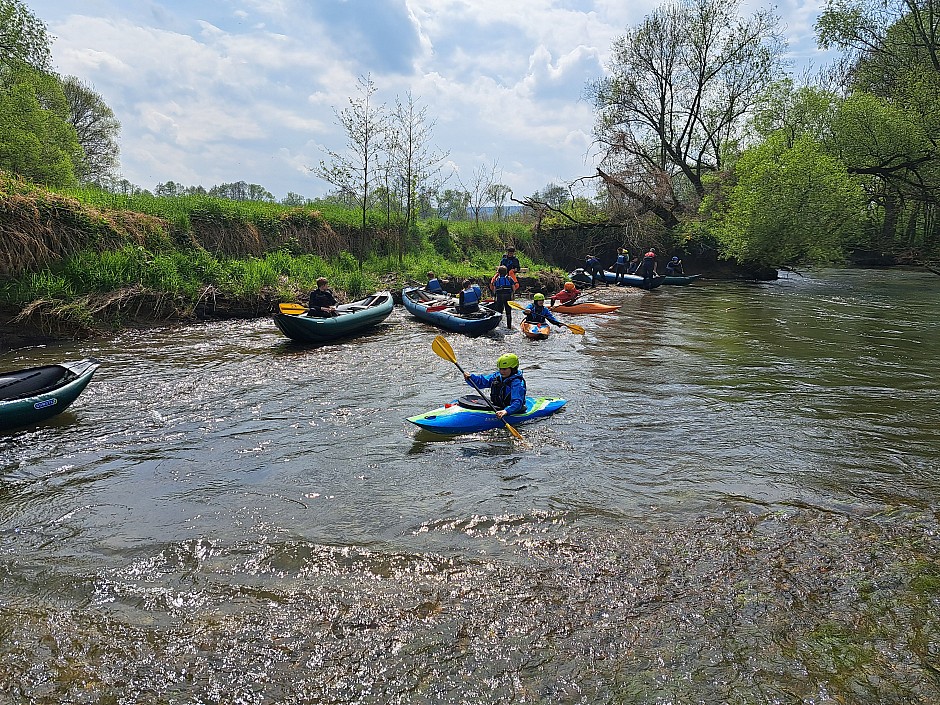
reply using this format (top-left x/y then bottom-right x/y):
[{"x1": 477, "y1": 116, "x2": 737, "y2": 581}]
[
  {"x1": 402, "y1": 286, "x2": 501, "y2": 336},
  {"x1": 0, "y1": 358, "x2": 101, "y2": 431},
  {"x1": 520, "y1": 319, "x2": 551, "y2": 340},
  {"x1": 273, "y1": 291, "x2": 394, "y2": 343},
  {"x1": 568, "y1": 268, "x2": 665, "y2": 289},
  {"x1": 407, "y1": 394, "x2": 567, "y2": 435},
  {"x1": 549, "y1": 302, "x2": 620, "y2": 315}
]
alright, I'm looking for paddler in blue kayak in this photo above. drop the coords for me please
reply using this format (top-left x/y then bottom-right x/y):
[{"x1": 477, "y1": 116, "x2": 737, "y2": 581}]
[
  {"x1": 463, "y1": 353, "x2": 526, "y2": 418},
  {"x1": 523, "y1": 293, "x2": 565, "y2": 328}
]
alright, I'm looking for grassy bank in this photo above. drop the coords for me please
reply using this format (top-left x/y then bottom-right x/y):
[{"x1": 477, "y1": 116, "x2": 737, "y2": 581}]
[{"x1": 0, "y1": 173, "x2": 561, "y2": 337}]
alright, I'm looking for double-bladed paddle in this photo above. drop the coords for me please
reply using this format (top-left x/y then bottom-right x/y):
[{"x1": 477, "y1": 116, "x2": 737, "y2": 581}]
[
  {"x1": 506, "y1": 300, "x2": 585, "y2": 335},
  {"x1": 430, "y1": 335, "x2": 525, "y2": 442},
  {"x1": 278, "y1": 303, "x2": 307, "y2": 315}
]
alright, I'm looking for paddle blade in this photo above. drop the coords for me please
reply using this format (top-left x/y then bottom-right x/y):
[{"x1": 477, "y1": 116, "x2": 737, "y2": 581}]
[
  {"x1": 278, "y1": 303, "x2": 307, "y2": 315},
  {"x1": 431, "y1": 335, "x2": 457, "y2": 364},
  {"x1": 504, "y1": 420, "x2": 524, "y2": 441},
  {"x1": 507, "y1": 300, "x2": 525, "y2": 311},
  {"x1": 567, "y1": 323, "x2": 586, "y2": 335}
]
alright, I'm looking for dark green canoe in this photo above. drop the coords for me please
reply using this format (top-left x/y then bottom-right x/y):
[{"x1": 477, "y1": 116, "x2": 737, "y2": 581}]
[
  {"x1": 0, "y1": 358, "x2": 101, "y2": 432},
  {"x1": 272, "y1": 291, "x2": 394, "y2": 343}
]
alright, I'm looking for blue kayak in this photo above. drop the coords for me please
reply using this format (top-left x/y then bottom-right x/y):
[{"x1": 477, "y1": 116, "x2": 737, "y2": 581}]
[
  {"x1": 402, "y1": 286, "x2": 501, "y2": 336},
  {"x1": 408, "y1": 395, "x2": 567, "y2": 435},
  {"x1": 569, "y1": 268, "x2": 665, "y2": 289}
]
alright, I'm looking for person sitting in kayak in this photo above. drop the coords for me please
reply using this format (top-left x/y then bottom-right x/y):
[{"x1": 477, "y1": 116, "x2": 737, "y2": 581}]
[
  {"x1": 464, "y1": 353, "x2": 526, "y2": 418},
  {"x1": 628, "y1": 255, "x2": 641, "y2": 274},
  {"x1": 426, "y1": 271, "x2": 446, "y2": 295},
  {"x1": 456, "y1": 279, "x2": 481, "y2": 314},
  {"x1": 612, "y1": 248, "x2": 630, "y2": 285},
  {"x1": 550, "y1": 281, "x2": 581, "y2": 307},
  {"x1": 307, "y1": 277, "x2": 338, "y2": 317},
  {"x1": 524, "y1": 293, "x2": 564, "y2": 328},
  {"x1": 665, "y1": 256, "x2": 684, "y2": 275}
]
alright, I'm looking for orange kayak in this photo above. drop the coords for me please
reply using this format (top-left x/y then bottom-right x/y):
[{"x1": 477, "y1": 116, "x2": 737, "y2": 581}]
[
  {"x1": 520, "y1": 320, "x2": 551, "y2": 339},
  {"x1": 549, "y1": 302, "x2": 619, "y2": 315}
]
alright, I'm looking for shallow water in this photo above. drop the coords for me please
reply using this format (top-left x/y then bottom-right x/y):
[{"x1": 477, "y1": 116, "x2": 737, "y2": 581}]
[{"x1": 1, "y1": 269, "x2": 939, "y2": 703}]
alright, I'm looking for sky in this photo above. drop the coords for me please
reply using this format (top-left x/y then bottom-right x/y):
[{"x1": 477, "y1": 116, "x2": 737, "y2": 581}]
[{"x1": 27, "y1": 0, "x2": 834, "y2": 202}]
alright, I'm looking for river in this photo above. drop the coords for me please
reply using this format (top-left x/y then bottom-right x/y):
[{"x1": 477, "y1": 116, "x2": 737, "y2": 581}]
[{"x1": 1, "y1": 268, "x2": 938, "y2": 704}]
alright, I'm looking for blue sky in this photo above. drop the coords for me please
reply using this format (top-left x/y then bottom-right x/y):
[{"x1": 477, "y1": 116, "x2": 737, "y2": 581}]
[{"x1": 28, "y1": 0, "x2": 834, "y2": 201}]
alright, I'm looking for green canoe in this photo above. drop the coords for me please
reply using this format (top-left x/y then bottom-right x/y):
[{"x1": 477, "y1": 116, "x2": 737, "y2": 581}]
[
  {"x1": 0, "y1": 358, "x2": 101, "y2": 432},
  {"x1": 273, "y1": 291, "x2": 394, "y2": 343}
]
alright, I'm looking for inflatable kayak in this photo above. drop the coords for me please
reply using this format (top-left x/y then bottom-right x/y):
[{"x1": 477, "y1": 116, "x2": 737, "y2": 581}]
[
  {"x1": 407, "y1": 395, "x2": 567, "y2": 435},
  {"x1": 520, "y1": 319, "x2": 551, "y2": 339}
]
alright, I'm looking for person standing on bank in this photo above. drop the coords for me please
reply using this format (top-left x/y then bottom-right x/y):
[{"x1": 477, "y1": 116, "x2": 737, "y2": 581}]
[
  {"x1": 500, "y1": 247, "x2": 521, "y2": 276},
  {"x1": 640, "y1": 247, "x2": 658, "y2": 288},
  {"x1": 612, "y1": 248, "x2": 630, "y2": 285},
  {"x1": 489, "y1": 265, "x2": 519, "y2": 327},
  {"x1": 585, "y1": 253, "x2": 607, "y2": 287},
  {"x1": 463, "y1": 353, "x2": 527, "y2": 418},
  {"x1": 307, "y1": 277, "x2": 339, "y2": 317}
]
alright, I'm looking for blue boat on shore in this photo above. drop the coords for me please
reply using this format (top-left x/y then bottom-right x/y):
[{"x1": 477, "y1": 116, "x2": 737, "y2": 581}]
[
  {"x1": 402, "y1": 286, "x2": 502, "y2": 336},
  {"x1": 569, "y1": 268, "x2": 665, "y2": 289}
]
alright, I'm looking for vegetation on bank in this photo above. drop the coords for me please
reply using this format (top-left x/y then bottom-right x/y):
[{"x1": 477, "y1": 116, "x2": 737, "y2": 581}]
[{"x1": 0, "y1": 172, "x2": 560, "y2": 334}]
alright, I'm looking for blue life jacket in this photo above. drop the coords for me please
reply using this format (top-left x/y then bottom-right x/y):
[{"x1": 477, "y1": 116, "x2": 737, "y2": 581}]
[
  {"x1": 525, "y1": 303, "x2": 555, "y2": 324},
  {"x1": 616, "y1": 253, "x2": 627, "y2": 265},
  {"x1": 427, "y1": 278, "x2": 444, "y2": 293},
  {"x1": 458, "y1": 287, "x2": 480, "y2": 312},
  {"x1": 493, "y1": 275, "x2": 515, "y2": 296}
]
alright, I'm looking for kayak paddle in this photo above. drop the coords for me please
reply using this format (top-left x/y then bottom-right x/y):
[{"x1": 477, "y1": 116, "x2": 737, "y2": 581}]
[
  {"x1": 506, "y1": 301, "x2": 585, "y2": 335},
  {"x1": 278, "y1": 303, "x2": 307, "y2": 315},
  {"x1": 430, "y1": 335, "x2": 525, "y2": 442}
]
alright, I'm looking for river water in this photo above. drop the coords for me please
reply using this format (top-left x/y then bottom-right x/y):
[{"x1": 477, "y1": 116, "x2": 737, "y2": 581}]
[{"x1": 1, "y1": 268, "x2": 939, "y2": 704}]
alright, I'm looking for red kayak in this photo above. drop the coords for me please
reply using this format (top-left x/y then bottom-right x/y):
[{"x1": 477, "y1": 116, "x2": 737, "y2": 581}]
[{"x1": 549, "y1": 302, "x2": 619, "y2": 315}]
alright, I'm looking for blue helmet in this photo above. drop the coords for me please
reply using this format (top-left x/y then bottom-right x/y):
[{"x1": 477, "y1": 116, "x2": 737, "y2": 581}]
[{"x1": 671, "y1": 256, "x2": 679, "y2": 261}]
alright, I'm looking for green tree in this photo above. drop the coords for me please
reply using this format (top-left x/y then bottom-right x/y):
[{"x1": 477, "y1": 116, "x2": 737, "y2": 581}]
[
  {"x1": 589, "y1": 0, "x2": 786, "y2": 229},
  {"x1": 61, "y1": 75, "x2": 120, "y2": 184},
  {"x1": 0, "y1": 0, "x2": 52, "y2": 72},
  {"x1": 313, "y1": 74, "x2": 389, "y2": 269},
  {"x1": 702, "y1": 134, "x2": 866, "y2": 266},
  {"x1": 0, "y1": 65, "x2": 80, "y2": 187}
]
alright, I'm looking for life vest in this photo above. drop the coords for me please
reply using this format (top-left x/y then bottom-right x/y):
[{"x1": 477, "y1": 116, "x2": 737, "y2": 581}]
[
  {"x1": 616, "y1": 253, "x2": 626, "y2": 265},
  {"x1": 644, "y1": 251, "x2": 656, "y2": 259},
  {"x1": 490, "y1": 371, "x2": 525, "y2": 410},
  {"x1": 427, "y1": 278, "x2": 444, "y2": 293},
  {"x1": 460, "y1": 286, "x2": 480, "y2": 308},
  {"x1": 492, "y1": 275, "x2": 516, "y2": 296}
]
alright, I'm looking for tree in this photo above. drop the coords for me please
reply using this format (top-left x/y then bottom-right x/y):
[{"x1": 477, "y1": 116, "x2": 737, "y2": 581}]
[
  {"x1": 702, "y1": 134, "x2": 867, "y2": 265},
  {"x1": 313, "y1": 74, "x2": 389, "y2": 269},
  {"x1": 61, "y1": 76, "x2": 120, "y2": 184},
  {"x1": 589, "y1": 0, "x2": 786, "y2": 229},
  {"x1": 436, "y1": 188, "x2": 470, "y2": 220},
  {"x1": 281, "y1": 191, "x2": 309, "y2": 206},
  {"x1": 0, "y1": 0, "x2": 52, "y2": 72},
  {"x1": 390, "y1": 91, "x2": 448, "y2": 260},
  {"x1": 486, "y1": 183, "x2": 512, "y2": 220},
  {"x1": 0, "y1": 65, "x2": 80, "y2": 187},
  {"x1": 459, "y1": 162, "x2": 498, "y2": 225}
]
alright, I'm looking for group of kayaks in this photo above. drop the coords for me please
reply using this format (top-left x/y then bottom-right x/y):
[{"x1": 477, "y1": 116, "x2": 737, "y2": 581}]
[{"x1": 3, "y1": 270, "x2": 696, "y2": 437}]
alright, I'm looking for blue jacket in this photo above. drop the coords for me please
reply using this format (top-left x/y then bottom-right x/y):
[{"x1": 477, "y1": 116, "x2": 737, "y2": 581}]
[
  {"x1": 466, "y1": 371, "x2": 526, "y2": 415},
  {"x1": 524, "y1": 302, "x2": 561, "y2": 325},
  {"x1": 427, "y1": 278, "x2": 444, "y2": 294}
]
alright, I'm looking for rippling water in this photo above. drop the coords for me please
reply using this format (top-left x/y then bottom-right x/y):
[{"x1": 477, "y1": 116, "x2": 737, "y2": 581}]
[{"x1": 2, "y1": 269, "x2": 939, "y2": 703}]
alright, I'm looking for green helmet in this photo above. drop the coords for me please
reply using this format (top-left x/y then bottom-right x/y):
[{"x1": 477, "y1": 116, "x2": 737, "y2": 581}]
[
  {"x1": 533, "y1": 293, "x2": 545, "y2": 301},
  {"x1": 497, "y1": 353, "x2": 519, "y2": 369}
]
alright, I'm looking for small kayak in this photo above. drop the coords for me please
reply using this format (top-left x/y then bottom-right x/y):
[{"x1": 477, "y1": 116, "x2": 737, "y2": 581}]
[
  {"x1": 408, "y1": 395, "x2": 567, "y2": 435},
  {"x1": 549, "y1": 302, "x2": 619, "y2": 315},
  {"x1": 520, "y1": 320, "x2": 551, "y2": 339}
]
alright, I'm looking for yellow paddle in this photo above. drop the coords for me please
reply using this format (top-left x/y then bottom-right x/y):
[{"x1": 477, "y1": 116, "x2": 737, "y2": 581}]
[
  {"x1": 278, "y1": 303, "x2": 307, "y2": 315},
  {"x1": 506, "y1": 300, "x2": 585, "y2": 335},
  {"x1": 430, "y1": 335, "x2": 525, "y2": 442}
]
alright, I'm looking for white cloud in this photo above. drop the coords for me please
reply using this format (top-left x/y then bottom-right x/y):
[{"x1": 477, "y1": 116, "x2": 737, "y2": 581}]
[{"x1": 29, "y1": 0, "x2": 830, "y2": 199}]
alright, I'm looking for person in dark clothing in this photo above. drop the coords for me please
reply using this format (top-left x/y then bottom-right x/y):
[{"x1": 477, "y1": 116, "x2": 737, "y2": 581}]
[
  {"x1": 457, "y1": 279, "x2": 481, "y2": 314},
  {"x1": 489, "y1": 265, "x2": 519, "y2": 327},
  {"x1": 585, "y1": 254, "x2": 607, "y2": 287},
  {"x1": 307, "y1": 277, "x2": 338, "y2": 317},
  {"x1": 464, "y1": 353, "x2": 526, "y2": 417},
  {"x1": 628, "y1": 255, "x2": 641, "y2": 274},
  {"x1": 523, "y1": 293, "x2": 565, "y2": 328},
  {"x1": 665, "y1": 256, "x2": 684, "y2": 275},
  {"x1": 500, "y1": 247, "x2": 521, "y2": 275},
  {"x1": 640, "y1": 248, "x2": 657, "y2": 288}
]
